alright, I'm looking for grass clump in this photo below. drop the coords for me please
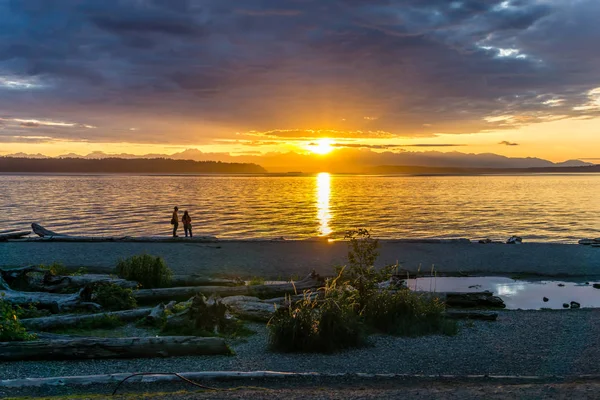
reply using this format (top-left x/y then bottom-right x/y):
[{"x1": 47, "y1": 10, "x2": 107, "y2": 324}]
[
  {"x1": 268, "y1": 289, "x2": 365, "y2": 353},
  {"x1": 248, "y1": 276, "x2": 265, "y2": 286},
  {"x1": 93, "y1": 283, "x2": 137, "y2": 311},
  {"x1": 116, "y1": 254, "x2": 172, "y2": 288},
  {"x1": 0, "y1": 295, "x2": 36, "y2": 341},
  {"x1": 364, "y1": 290, "x2": 457, "y2": 336},
  {"x1": 267, "y1": 228, "x2": 457, "y2": 353}
]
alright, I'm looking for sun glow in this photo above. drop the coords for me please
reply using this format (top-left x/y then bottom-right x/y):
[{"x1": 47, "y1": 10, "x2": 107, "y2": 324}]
[{"x1": 310, "y1": 138, "x2": 334, "y2": 155}]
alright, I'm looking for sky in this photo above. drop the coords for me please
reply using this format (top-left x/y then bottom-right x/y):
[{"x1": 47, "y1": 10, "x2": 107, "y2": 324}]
[{"x1": 1, "y1": 0, "x2": 599, "y2": 166}]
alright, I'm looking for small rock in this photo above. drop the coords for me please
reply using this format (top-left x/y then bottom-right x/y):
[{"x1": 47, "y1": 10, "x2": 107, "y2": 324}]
[
  {"x1": 478, "y1": 238, "x2": 492, "y2": 244},
  {"x1": 543, "y1": 297, "x2": 549, "y2": 302},
  {"x1": 506, "y1": 236, "x2": 523, "y2": 244},
  {"x1": 570, "y1": 301, "x2": 581, "y2": 309},
  {"x1": 563, "y1": 303, "x2": 570, "y2": 308},
  {"x1": 558, "y1": 283, "x2": 565, "y2": 287},
  {"x1": 593, "y1": 284, "x2": 600, "y2": 289}
]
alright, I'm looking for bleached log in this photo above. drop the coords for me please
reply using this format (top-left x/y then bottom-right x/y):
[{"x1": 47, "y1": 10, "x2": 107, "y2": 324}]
[
  {"x1": 0, "y1": 287, "x2": 94, "y2": 313},
  {"x1": 0, "y1": 336, "x2": 229, "y2": 361},
  {"x1": 134, "y1": 272, "x2": 323, "y2": 303},
  {"x1": 35, "y1": 274, "x2": 138, "y2": 292},
  {"x1": 21, "y1": 308, "x2": 153, "y2": 331}
]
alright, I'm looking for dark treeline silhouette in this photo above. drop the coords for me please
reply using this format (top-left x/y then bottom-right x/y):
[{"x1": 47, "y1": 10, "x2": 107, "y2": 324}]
[
  {"x1": 0, "y1": 157, "x2": 267, "y2": 174},
  {"x1": 367, "y1": 164, "x2": 600, "y2": 175}
]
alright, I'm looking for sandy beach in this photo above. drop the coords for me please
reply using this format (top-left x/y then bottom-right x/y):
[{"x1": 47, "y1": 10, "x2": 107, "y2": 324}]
[{"x1": 1, "y1": 240, "x2": 599, "y2": 278}]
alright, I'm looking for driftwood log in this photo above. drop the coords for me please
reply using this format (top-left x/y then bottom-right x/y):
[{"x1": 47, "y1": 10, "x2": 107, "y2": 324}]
[
  {"x1": 0, "y1": 280, "x2": 97, "y2": 313},
  {"x1": 0, "y1": 230, "x2": 30, "y2": 241},
  {"x1": 0, "y1": 336, "x2": 229, "y2": 361},
  {"x1": 1, "y1": 267, "x2": 138, "y2": 293},
  {"x1": 221, "y1": 296, "x2": 279, "y2": 322},
  {"x1": 170, "y1": 275, "x2": 243, "y2": 287},
  {"x1": 444, "y1": 311, "x2": 499, "y2": 321},
  {"x1": 444, "y1": 292, "x2": 506, "y2": 308},
  {"x1": 21, "y1": 308, "x2": 154, "y2": 332},
  {"x1": 31, "y1": 223, "x2": 65, "y2": 237},
  {"x1": 134, "y1": 272, "x2": 324, "y2": 303},
  {"x1": 146, "y1": 301, "x2": 177, "y2": 324},
  {"x1": 31, "y1": 274, "x2": 138, "y2": 293}
]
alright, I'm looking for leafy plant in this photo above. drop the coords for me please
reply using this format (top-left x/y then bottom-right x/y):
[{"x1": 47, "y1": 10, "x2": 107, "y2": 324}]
[
  {"x1": 39, "y1": 262, "x2": 69, "y2": 276},
  {"x1": 115, "y1": 254, "x2": 172, "y2": 288},
  {"x1": 0, "y1": 295, "x2": 36, "y2": 341},
  {"x1": 93, "y1": 283, "x2": 137, "y2": 311}
]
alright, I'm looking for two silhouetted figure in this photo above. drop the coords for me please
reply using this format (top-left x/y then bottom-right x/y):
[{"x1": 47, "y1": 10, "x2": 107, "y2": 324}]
[{"x1": 171, "y1": 206, "x2": 193, "y2": 238}]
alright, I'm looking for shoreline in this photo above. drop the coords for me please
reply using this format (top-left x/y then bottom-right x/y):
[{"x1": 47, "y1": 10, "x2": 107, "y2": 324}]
[{"x1": 1, "y1": 240, "x2": 599, "y2": 278}]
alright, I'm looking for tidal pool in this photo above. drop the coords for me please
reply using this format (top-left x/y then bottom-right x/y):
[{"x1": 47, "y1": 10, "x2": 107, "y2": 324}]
[{"x1": 406, "y1": 276, "x2": 600, "y2": 310}]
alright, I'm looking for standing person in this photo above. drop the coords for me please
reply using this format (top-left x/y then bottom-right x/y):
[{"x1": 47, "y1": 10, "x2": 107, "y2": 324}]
[
  {"x1": 182, "y1": 210, "x2": 193, "y2": 238},
  {"x1": 171, "y1": 206, "x2": 179, "y2": 237}
]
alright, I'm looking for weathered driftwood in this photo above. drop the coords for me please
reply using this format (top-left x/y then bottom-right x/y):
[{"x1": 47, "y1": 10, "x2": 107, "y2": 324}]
[
  {"x1": 0, "y1": 336, "x2": 229, "y2": 361},
  {"x1": 21, "y1": 308, "x2": 154, "y2": 331},
  {"x1": 0, "y1": 231, "x2": 30, "y2": 241},
  {"x1": 146, "y1": 301, "x2": 177, "y2": 324},
  {"x1": 1, "y1": 267, "x2": 138, "y2": 292},
  {"x1": 444, "y1": 311, "x2": 499, "y2": 321},
  {"x1": 0, "y1": 286, "x2": 96, "y2": 313},
  {"x1": 31, "y1": 223, "x2": 65, "y2": 237},
  {"x1": 444, "y1": 292, "x2": 506, "y2": 308},
  {"x1": 33, "y1": 274, "x2": 138, "y2": 292},
  {"x1": 134, "y1": 272, "x2": 324, "y2": 303},
  {"x1": 170, "y1": 275, "x2": 243, "y2": 287},
  {"x1": 221, "y1": 296, "x2": 278, "y2": 322}
]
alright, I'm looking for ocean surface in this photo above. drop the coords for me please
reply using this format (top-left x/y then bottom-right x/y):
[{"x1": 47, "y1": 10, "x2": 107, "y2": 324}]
[{"x1": 1, "y1": 173, "x2": 599, "y2": 243}]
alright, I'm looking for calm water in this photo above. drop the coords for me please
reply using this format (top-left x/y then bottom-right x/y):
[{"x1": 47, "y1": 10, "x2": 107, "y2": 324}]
[
  {"x1": 407, "y1": 277, "x2": 600, "y2": 310},
  {"x1": 0, "y1": 173, "x2": 599, "y2": 242}
]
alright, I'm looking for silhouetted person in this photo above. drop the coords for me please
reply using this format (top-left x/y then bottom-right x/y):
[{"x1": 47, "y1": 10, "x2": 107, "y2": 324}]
[
  {"x1": 182, "y1": 210, "x2": 193, "y2": 238},
  {"x1": 171, "y1": 206, "x2": 179, "y2": 237}
]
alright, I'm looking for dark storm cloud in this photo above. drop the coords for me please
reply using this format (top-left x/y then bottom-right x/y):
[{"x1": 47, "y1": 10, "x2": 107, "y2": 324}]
[{"x1": 1, "y1": 0, "x2": 600, "y2": 144}]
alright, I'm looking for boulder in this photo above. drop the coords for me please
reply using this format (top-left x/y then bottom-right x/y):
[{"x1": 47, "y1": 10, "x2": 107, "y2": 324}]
[
  {"x1": 570, "y1": 301, "x2": 581, "y2": 309},
  {"x1": 543, "y1": 297, "x2": 549, "y2": 302},
  {"x1": 506, "y1": 236, "x2": 523, "y2": 244},
  {"x1": 593, "y1": 284, "x2": 600, "y2": 289},
  {"x1": 563, "y1": 303, "x2": 570, "y2": 308}
]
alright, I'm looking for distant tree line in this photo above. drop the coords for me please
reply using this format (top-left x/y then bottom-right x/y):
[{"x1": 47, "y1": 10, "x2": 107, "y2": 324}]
[
  {"x1": 367, "y1": 164, "x2": 600, "y2": 175},
  {"x1": 0, "y1": 157, "x2": 267, "y2": 174}
]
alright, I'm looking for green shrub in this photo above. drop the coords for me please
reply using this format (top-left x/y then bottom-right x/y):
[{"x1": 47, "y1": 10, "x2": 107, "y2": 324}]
[
  {"x1": 161, "y1": 295, "x2": 239, "y2": 337},
  {"x1": 0, "y1": 295, "x2": 36, "y2": 341},
  {"x1": 248, "y1": 277, "x2": 265, "y2": 286},
  {"x1": 93, "y1": 283, "x2": 137, "y2": 311},
  {"x1": 39, "y1": 262, "x2": 69, "y2": 276},
  {"x1": 116, "y1": 254, "x2": 172, "y2": 288},
  {"x1": 268, "y1": 290, "x2": 366, "y2": 353},
  {"x1": 364, "y1": 290, "x2": 457, "y2": 336}
]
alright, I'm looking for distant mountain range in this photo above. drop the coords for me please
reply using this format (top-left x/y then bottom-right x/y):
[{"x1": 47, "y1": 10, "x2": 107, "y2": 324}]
[
  {"x1": 0, "y1": 157, "x2": 266, "y2": 174},
  {"x1": 2, "y1": 149, "x2": 595, "y2": 173}
]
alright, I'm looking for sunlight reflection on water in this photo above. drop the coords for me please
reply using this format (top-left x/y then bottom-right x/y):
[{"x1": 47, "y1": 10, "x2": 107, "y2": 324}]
[
  {"x1": 316, "y1": 173, "x2": 332, "y2": 236},
  {"x1": 0, "y1": 174, "x2": 599, "y2": 240}
]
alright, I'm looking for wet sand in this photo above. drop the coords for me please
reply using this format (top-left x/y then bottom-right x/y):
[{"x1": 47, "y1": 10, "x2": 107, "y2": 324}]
[{"x1": 1, "y1": 240, "x2": 599, "y2": 278}]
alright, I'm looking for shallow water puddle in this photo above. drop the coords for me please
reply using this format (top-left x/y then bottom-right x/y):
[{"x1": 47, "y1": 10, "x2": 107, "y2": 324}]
[{"x1": 406, "y1": 277, "x2": 600, "y2": 310}]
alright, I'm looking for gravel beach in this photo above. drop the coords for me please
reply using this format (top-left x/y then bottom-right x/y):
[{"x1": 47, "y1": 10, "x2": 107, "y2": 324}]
[
  {"x1": 2, "y1": 240, "x2": 600, "y2": 278},
  {"x1": 2, "y1": 310, "x2": 599, "y2": 382}
]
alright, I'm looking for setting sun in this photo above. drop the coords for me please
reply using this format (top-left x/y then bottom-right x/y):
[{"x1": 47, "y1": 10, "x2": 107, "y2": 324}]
[{"x1": 310, "y1": 138, "x2": 334, "y2": 155}]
